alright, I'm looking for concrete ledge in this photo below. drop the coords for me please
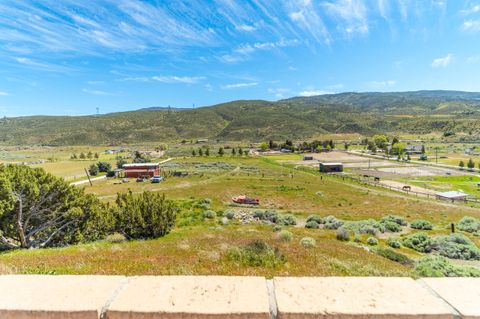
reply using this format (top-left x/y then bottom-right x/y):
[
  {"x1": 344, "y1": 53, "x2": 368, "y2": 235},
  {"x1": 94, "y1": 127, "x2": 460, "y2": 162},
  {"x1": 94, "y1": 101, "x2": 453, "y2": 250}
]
[
  {"x1": 422, "y1": 278, "x2": 480, "y2": 319},
  {"x1": 0, "y1": 275, "x2": 125, "y2": 319},
  {"x1": 106, "y1": 276, "x2": 270, "y2": 319},
  {"x1": 0, "y1": 275, "x2": 478, "y2": 319},
  {"x1": 274, "y1": 277, "x2": 455, "y2": 319}
]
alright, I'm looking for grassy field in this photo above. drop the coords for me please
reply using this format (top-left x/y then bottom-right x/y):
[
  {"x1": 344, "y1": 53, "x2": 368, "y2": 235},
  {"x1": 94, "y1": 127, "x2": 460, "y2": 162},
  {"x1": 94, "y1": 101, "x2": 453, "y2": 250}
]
[{"x1": 1, "y1": 152, "x2": 480, "y2": 276}]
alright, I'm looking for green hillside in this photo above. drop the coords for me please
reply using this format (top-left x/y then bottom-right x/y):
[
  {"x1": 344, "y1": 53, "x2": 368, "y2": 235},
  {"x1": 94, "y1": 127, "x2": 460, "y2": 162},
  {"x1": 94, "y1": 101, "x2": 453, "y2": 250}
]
[{"x1": 1, "y1": 91, "x2": 480, "y2": 145}]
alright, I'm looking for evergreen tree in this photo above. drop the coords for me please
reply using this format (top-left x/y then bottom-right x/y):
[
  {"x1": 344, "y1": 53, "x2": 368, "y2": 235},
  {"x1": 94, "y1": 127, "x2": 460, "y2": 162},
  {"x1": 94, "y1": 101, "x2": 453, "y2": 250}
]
[
  {"x1": 218, "y1": 147, "x2": 224, "y2": 156},
  {"x1": 467, "y1": 158, "x2": 475, "y2": 170},
  {"x1": 94, "y1": 152, "x2": 99, "y2": 159},
  {"x1": 198, "y1": 148, "x2": 203, "y2": 156},
  {"x1": 421, "y1": 144, "x2": 426, "y2": 154},
  {"x1": 238, "y1": 147, "x2": 243, "y2": 156},
  {"x1": 459, "y1": 160, "x2": 465, "y2": 169},
  {"x1": 231, "y1": 148, "x2": 236, "y2": 156},
  {"x1": 205, "y1": 148, "x2": 210, "y2": 156},
  {"x1": 87, "y1": 151, "x2": 93, "y2": 159},
  {"x1": 79, "y1": 152, "x2": 86, "y2": 160},
  {"x1": 88, "y1": 164, "x2": 99, "y2": 176},
  {"x1": 192, "y1": 149, "x2": 196, "y2": 157}
]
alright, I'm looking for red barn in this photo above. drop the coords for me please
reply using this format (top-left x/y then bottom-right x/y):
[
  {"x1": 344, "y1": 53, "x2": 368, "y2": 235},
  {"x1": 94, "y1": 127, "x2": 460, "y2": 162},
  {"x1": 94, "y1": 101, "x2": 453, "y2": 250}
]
[{"x1": 123, "y1": 163, "x2": 160, "y2": 178}]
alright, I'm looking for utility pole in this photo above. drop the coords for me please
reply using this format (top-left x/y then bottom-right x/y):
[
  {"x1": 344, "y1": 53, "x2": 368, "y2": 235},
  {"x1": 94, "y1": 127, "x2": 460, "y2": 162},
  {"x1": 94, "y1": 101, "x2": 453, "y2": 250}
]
[
  {"x1": 435, "y1": 147, "x2": 439, "y2": 164},
  {"x1": 84, "y1": 168, "x2": 93, "y2": 186}
]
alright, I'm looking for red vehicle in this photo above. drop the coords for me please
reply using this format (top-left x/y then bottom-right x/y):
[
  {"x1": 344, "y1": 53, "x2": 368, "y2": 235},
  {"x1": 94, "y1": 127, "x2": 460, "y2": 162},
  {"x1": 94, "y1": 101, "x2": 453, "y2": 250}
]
[{"x1": 232, "y1": 195, "x2": 260, "y2": 205}]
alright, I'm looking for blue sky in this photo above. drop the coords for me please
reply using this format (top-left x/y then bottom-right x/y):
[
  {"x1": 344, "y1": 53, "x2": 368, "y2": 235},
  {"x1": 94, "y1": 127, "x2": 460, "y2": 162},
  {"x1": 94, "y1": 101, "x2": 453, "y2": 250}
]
[{"x1": 1, "y1": 0, "x2": 480, "y2": 116}]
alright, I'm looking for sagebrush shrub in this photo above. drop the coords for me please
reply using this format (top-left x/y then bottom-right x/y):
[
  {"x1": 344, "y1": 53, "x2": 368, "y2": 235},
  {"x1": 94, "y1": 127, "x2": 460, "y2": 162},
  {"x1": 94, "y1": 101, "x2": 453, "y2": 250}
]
[
  {"x1": 203, "y1": 210, "x2": 216, "y2": 219},
  {"x1": 367, "y1": 237, "x2": 378, "y2": 245},
  {"x1": 402, "y1": 233, "x2": 433, "y2": 253},
  {"x1": 458, "y1": 216, "x2": 480, "y2": 233},
  {"x1": 300, "y1": 237, "x2": 316, "y2": 248},
  {"x1": 336, "y1": 227, "x2": 350, "y2": 241},
  {"x1": 105, "y1": 233, "x2": 126, "y2": 243},
  {"x1": 374, "y1": 248, "x2": 412, "y2": 265},
  {"x1": 305, "y1": 220, "x2": 320, "y2": 229},
  {"x1": 414, "y1": 256, "x2": 480, "y2": 277},
  {"x1": 387, "y1": 237, "x2": 401, "y2": 249},
  {"x1": 306, "y1": 215, "x2": 322, "y2": 224},
  {"x1": 279, "y1": 230, "x2": 293, "y2": 242},
  {"x1": 410, "y1": 219, "x2": 433, "y2": 230},
  {"x1": 323, "y1": 215, "x2": 344, "y2": 230}
]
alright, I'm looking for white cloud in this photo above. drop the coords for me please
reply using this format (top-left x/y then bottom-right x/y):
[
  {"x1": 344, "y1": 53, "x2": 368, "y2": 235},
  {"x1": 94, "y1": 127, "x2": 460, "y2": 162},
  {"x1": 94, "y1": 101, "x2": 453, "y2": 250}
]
[
  {"x1": 0, "y1": 91, "x2": 9, "y2": 96},
  {"x1": 82, "y1": 88, "x2": 114, "y2": 96},
  {"x1": 288, "y1": 66, "x2": 298, "y2": 71},
  {"x1": 299, "y1": 90, "x2": 332, "y2": 97},
  {"x1": 368, "y1": 80, "x2": 396, "y2": 89},
  {"x1": 461, "y1": 5, "x2": 480, "y2": 15},
  {"x1": 15, "y1": 57, "x2": 73, "y2": 73},
  {"x1": 467, "y1": 55, "x2": 480, "y2": 63},
  {"x1": 431, "y1": 54, "x2": 453, "y2": 68},
  {"x1": 221, "y1": 82, "x2": 258, "y2": 89},
  {"x1": 323, "y1": 0, "x2": 369, "y2": 35},
  {"x1": 236, "y1": 24, "x2": 256, "y2": 32},
  {"x1": 462, "y1": 20, "x2": 480, "y2": 32},
  {"x1": 285, "y1": 0, "x2": 330, "y2": 44},
  {"x1": 152, "y1": 76, "x2": 206, "y2": 84},
  {"x1": 268, "y1": 88, "x2": 291, "y2": 98}
]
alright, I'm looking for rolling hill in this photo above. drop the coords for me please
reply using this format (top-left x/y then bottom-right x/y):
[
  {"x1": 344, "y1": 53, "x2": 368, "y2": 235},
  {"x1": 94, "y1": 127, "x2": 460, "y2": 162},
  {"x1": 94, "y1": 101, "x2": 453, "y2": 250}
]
[{"x1": 1, "y1": 90, "x2": 480, "y2": 145}]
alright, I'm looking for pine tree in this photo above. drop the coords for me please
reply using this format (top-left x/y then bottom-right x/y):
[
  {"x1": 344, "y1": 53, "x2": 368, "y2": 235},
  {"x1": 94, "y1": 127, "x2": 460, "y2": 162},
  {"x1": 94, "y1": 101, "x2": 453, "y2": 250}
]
[
  {"x1": 459, "y1": 160, "x2": 465, "y2": 169},
  {"x1": 205, "y1": 148, "x2": 210, "y2": 156},
  {"x1": 192, "y1": 149, "x2": 196, "y2": 157},
  {"x1": 238, "y1": 147, "x2": 243, "y2": 156},
  {"x1": 198, "y1": 148, "x2": 203, "y2": 156},
  {"x1": 467, "y1": 158, "x2": 475, "y2": 170},
  {"x1": 218, "y1": 147, "x2": 224, "y2": 156},
  {"x1": 231, "y1": 148, "x2": 236, "y2": 156}
]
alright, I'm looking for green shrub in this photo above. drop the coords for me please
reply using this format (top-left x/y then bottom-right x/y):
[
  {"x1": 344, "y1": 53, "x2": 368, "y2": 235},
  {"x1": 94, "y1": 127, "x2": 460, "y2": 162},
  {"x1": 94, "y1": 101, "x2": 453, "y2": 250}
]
[
  {"x1": 336, "y1": 227, "x2": 350, "y2": 241},
  {"x1": 227, "y1": 240, "x2": 286, "y2": 268},
  {"x1": 410, "y1": 219, "x2": 433, "y2": 230},
  {"x1": 105, "y1": 233, "x2": 126, "y2": 243},
  {"x1": 300, "y1": 237, "x2": 316, "y2": 248},
  {"x1": 112, "y1": 191, "x2": 177, "y2": 240},
  {"x1": 225, "y1": 210, "x2": 235, "y2": 220},
  {"x1": 280, "y1": 214, "x2": 297, "y2": 226},
  {"x1": 367, "y1": 237, "x2": 378, "y2": 245},
  {"x1": 273, "y1": 225, "x2": 282, "y2": 232},
  {"x1": 253, "y1": 210, "x2": 266, "y2": 220},
  {"x1": 344, "y1": 219, "x2": 385, "y2": 235},
  {"x1": 387, "y1": 237, "x2": 401, "y2": 249},
  {"x1": 414, "y1": 256, "x2": 480, "y2": 277},
  {"x1": 323, "y1": 215, "x2": 344, "y2": 230},
  {"x1": 381, "y1": 220, "x2": 402, "y2": 232},
  {"x1": 402, "y1": 233, "x2": 433, "y2": 253},
  {"x1": 306, "y1": 215, "x2": 322, "y2": 224},
  {"x1": 203, "y1": 210, "x2": 216, "y2": 219},
  {"x1": 374, "y1": 248, "x2": 412, "y2": 265},
  {"x1": 458, "y1": 216, "x2": 480, "y2": 233},
  {"x1": 305, "y1": 220, "x2": 320, "y2": 229},
  {"x1": 279, "y1": 230, "x2": 293, "y2": 242},
  {"x1": 353, "y1": 234, "x2": 362, "y2": 243},
  {"x1": 433, "y1": 234, "x2": 480, "y2": 260},
  {"x1": 381, "y1": 215, "x2": 407, "y2": 226}
]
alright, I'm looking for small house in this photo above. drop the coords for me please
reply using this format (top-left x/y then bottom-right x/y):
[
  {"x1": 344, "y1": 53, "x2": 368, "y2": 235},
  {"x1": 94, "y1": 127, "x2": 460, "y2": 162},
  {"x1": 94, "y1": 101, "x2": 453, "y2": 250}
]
[
  {"x1": 404, "y1": 145, "x2": 423, "y2": 155},
  {"x1": 435, "y1": 191, "x2": 468, "y2": 202},
  {"x1": 319, "y1": 162, "x2": 343, "y2": 173},
  {"x1": 123, "y1": 163, "x2": 160, "y2": 178}
]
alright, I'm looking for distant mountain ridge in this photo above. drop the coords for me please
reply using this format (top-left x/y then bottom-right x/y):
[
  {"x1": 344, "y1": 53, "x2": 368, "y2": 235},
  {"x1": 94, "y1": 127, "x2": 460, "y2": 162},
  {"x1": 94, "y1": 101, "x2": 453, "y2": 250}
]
[{"x1": 1, "y1": 90, "x2": 480, "y2": 145}]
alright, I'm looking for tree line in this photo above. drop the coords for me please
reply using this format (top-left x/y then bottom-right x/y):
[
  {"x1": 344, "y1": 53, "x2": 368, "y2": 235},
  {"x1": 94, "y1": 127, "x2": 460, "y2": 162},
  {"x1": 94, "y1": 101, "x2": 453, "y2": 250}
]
[{"x1": 0, "y1": 164, "x2": 177, "y2": 250}]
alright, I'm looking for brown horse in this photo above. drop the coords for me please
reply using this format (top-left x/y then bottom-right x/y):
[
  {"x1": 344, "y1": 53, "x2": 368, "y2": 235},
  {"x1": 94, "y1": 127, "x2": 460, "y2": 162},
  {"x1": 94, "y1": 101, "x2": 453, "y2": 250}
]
[{"x1": 402, "y1": 185, "x2": 411, "y2": 191}]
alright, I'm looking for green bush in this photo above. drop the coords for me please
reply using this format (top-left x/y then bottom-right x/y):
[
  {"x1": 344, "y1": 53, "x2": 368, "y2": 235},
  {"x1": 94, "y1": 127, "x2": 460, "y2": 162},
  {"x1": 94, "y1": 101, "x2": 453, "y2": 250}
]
[
  {"x1": 279, "y1": 230, "x2": 293, "y2": 242},
  {"x1": 458, "y1": 216, "x2": 480, "y2": 233},
  {"x1": 344, "y1": 219, "x2": 385, "y2": 235},
  {"x1": 433, "y1": 234, "x2": 480, "y2": 260},
  {"x1": 323, "y1": 215, "x2": 344, "y2": 230},
  {"x1": 300, "y1": 237, "x2": 316, "y2": 248},
  {"x1": 306, "y1": 215, "x2": 322, "y2": 224},
  {"x1": 273, "y1": 225, "x2": 282, "y2": 232},
  {"x1": 414, "y1": 256, "x2": 480, "y2": 277},
  {"x1": 203, "y1": 210, "x2": 217, "y2": 219},
  {"x1": 381, "y1": 215, "x2": 407, "y2": 226},
  {"x1": 112, "y1": 191, "x2": 177, "y2": 240},
  {"x1": 374, "y1": 248, "x2": 412, "y2": 265},
  {"x1": 387, "y1": 237, "x2": 401, "y2": 249},
  {"x1": 402, "y1": 233, "x2": 433, "y2": 253},
  {"x1": 353, "y1": 235, "x2": 362, "y2": 243},
  {"x1": 367, "y1": 237, "x2": 378, "y2": 245},
  {"x1": 253, "y1": 210, "x2": 266, "y2": 219},
  {"x1": 336, "y1": 227, "x2": 350, "y2": 241},
  {"x1": 410, "y1": 219, "x2": 433, "y2": 230},
  {"x1": 305, "y1": 220, "x2": 320, "y2": 229},
  {"x1": 225, "y1": 210, "x2": 235, "y2": 220},
  {"x1": 280, "y1": 214, "x2": 297, "y2": 226},
  {"x1": 88, "y1": 164, "x2": 99, "y2": 176},
  {"x1": 381, "y1": 220, "x2": 402, "y2": 232},
  {"x1": 105, "y1": 233, "x2": 126, "y2": 243},
  {"x1": 227, "y1": 240, "x2": 286, "y2": 267}
]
